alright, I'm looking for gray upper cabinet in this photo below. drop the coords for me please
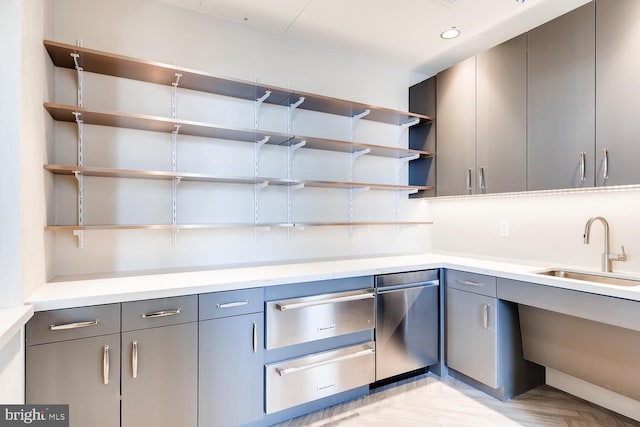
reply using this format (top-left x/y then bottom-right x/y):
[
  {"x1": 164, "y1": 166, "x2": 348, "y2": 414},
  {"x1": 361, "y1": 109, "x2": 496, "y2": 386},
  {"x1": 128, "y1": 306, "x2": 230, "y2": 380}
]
[
  {"x1": 409, "y1": 76, "x2": 436, "y2": 198},
  {"x1": 476, "y1": 34, "x2": 527, "y2": 194},
  {"x1": 436, "y1": 56, "x2": 476, "y2": 196},
  {"x1": 596, "y1": 0, "x2": 640, "y2": 186},
  {"x1": 527, "y1": 3, "x2": 595, "y2": 191}
]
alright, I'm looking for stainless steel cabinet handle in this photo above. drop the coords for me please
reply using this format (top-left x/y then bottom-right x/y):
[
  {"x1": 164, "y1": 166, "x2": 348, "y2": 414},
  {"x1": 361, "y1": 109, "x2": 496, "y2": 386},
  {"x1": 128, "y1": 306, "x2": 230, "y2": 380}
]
[
  {"x1": 50, "y1": 320, "x2": 99, "y2": 331},
  {"x1": 103, "y1": 345, "x2": 110, "y2": 385},
  {"x1": 252, "y1": 322, "x2": 258, "y2": 354},
  {"x1": 479, "y1": 167, "x2": 486, "y2": 193},
  {"x1": 132, "y1": 340, "x2": 138, "y2": 379},
  {"x1": 466, "y1": 168, "x2": 472, "y2": 194},
  {"x1": 141, "y1": 309, "x2": 181, "y2": 319},
  {"x1": 580, "y1": 152, "x2": 586, "y2": 181},
  {"x1": 216, "y1": 301, "x2": 249, "y2": 309},
  {"x1": 603, "y1": 148, "x2": 609, "y2": 180},
  {"x1": 457, "y1": 279, "x2": 481, "y2": 287},
  {"x1": 483, "y1": 304, "x2": 489, "y2": 329},
  {"x1": 276, "y1": 292, "x2": 375, "y2": 311},
  {"x1": 275, "y1": 348, "x2": 374, "y2": 376}
]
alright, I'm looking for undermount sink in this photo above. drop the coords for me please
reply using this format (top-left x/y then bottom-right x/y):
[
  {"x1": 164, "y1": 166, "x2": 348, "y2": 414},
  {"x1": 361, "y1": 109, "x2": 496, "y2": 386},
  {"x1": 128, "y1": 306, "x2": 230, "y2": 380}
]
[{"x1": 537, "y1": 269, "x2": 640, "y2": 287}]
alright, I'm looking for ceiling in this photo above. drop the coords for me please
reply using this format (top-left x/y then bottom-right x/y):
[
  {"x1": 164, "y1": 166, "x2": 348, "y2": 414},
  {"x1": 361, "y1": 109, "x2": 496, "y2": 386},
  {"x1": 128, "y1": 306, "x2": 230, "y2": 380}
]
[{"x1": 154, "y1": 0, "x2": 592, "y2": 76}]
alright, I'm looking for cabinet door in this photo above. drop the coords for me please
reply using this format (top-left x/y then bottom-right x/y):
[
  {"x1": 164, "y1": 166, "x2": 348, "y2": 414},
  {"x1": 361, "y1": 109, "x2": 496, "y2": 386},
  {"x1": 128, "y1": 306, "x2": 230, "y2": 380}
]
[
  {"x1": 596, "y1": 0, "x2": 640, "y2": 186},
  {"x1": 477, "y1": 34, "x2": 527, "y2": 194},
  {"x1": 436, "y1": 56, "x2": 476, "y2": 196},
  {"x1": 199, "y1": 312, "x2": 264, "y2": 427},
  {"x1": 26, "y1": 334, "x2": 120, "y2": 427},
  {"x1": 527, "y1": 3, "x2": 595, "y2": 190},
  {"x1": 446, "y1": 288, "x2": 498, "y2": 388},
  {"x1": 121, "y1": 322, "x2": 198, "y2": 427}
]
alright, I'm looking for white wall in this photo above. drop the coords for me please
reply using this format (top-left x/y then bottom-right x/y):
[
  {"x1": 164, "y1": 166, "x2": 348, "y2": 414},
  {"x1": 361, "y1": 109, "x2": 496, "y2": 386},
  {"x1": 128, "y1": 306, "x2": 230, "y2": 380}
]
[
  {"x1": 0, "y1": 0, "x2": 22, "y2": 308},
  {"x1": 430, "y1": 186, "x2": 640, "y2": 274},
  {"x1": 47, "y1": 0, "x2": 432, "y2": 279}
]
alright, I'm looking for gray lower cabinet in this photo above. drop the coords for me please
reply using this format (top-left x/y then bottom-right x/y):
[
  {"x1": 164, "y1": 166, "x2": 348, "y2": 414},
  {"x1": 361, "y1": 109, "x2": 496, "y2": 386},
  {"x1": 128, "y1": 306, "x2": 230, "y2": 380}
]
[
  {"x1": 25, "y1": 304, "x2": 121, "y2": 427},
  {"x1": 527, "y1": 2, "x2": 595, "y2": 190},
  {"x1": 445, "y1": 270, "x2": 543, "y2": 400},
  {"x1": 596, "y1": 0, "x2": 640, "y2": 186},
  {"x1": 121, "y1": 296, "x2": 198, "y2": 427},
  {"x1": 199, "y1": 288, "x2": 264, "y2": 427}
]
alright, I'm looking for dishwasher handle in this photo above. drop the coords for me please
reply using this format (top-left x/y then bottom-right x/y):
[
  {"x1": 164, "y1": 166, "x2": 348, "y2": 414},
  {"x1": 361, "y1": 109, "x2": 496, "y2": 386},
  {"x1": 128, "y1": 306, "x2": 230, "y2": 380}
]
[
  {"x1": 376, "y1": 280, "x2": 439, "y2": 294},
  {"x1": 275, "y1": 291, "x2": 375, "y2": 311}
]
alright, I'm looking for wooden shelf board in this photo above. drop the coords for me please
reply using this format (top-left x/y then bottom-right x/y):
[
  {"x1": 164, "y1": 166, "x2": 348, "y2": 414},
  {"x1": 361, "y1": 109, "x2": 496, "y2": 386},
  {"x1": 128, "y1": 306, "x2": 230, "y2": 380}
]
[
  {"x1": 44, "y1": 40, "x2": 432, "y2": 125},
  {"x1": 45, "y1": 221, "x2": 433, "y2": 231},
  {"x1": 44, "y1": 103, "x2": 293, "y2": 145}
]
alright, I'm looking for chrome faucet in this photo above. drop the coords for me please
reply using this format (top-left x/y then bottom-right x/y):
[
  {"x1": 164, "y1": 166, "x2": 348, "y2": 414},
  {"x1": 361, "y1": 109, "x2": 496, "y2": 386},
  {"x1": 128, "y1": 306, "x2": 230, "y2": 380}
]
[{"x1": 583, "y1": 216, "x2": 627, "y2": 272}]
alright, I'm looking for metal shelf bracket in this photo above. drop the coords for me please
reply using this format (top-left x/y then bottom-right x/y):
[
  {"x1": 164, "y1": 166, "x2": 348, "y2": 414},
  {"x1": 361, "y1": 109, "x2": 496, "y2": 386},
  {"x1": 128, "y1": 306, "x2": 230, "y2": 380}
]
[
  {"x1": 70, "y1": 52, "x2": 83, "y2": 107},
  {"x1": 399, "y1": 153, "x2": 420, "y2": 165},
  {"x1": 171, "y1": 177, "x2": 182, "y2": 245},
  {"x1": 399, "y1": 118, "x2": 420, "y2": 132},
  {"x1": 288, "y1": 97, "x2": 306, "y2": 134},
  {"x1": 350, "y1": 109, "x2": 370, "y2": 141},
  {"x1": 255, "y1": 90, "x2": 271, "y2": 129},
  {"x1": 73, "y1": 230, "x2": 85, "y2": 249},
  {"x1": 171, "y1": 73, "x2": 182, "y2": 119}
]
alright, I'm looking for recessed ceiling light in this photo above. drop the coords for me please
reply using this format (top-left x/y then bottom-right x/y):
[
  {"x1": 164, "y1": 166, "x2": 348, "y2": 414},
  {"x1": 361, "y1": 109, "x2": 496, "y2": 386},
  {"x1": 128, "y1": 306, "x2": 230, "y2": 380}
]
[{"x1": 440, "y1": 27, "x2": 461, "y2": 40}]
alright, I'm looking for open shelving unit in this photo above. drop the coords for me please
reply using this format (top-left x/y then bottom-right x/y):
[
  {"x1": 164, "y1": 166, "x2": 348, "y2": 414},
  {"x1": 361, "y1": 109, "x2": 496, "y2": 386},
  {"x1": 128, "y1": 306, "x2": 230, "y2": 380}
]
[{"x1": 43, "y1": 40, "x2": 434, "y2": 244}]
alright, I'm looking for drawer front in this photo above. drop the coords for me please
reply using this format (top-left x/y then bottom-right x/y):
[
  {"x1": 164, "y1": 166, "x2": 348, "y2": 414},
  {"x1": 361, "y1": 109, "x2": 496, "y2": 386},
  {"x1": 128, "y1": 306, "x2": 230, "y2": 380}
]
[
  {"x1": 266, "y1": 288, "x2": 375, "y2": 350},
  {"x1": 122, "y1": 295, "x2": 198, "y2": 332},
  {"x1": 265, "y1": 342, "x2": 375, "y2": 414},
  {"x1": 199, "y1": 288, "x2": 263, "y2": 320},
  {"x1": 446, "y1": 270, "x2": 497, "y2": 297},
  {"x1": 26, "y1": 304, "x2": 121, "y2": 346}
]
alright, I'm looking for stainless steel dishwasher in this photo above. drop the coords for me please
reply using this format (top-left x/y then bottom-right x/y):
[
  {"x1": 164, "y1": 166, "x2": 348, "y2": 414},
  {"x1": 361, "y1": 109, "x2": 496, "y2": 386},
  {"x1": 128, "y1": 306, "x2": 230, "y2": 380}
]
[{"x1": 375, "y1": 269, "x2": 439, "y2": 381}]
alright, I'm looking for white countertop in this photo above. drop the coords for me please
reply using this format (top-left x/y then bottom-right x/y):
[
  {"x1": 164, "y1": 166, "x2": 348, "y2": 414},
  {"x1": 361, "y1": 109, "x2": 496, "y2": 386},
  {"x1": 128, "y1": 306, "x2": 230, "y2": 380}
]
[
  {"x1": 25, "y1": 253, "x2": 640, "y2": 311},
  {"x1": 0, "y1": 305, "x2": 34, "y2": 349}
]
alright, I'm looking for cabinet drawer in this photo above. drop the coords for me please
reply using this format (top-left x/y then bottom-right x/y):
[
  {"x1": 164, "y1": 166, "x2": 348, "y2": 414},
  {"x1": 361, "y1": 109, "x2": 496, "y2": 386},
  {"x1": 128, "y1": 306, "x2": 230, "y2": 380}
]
[
  {"x1": 266, "y1": 288, "x2": 375, "y2": 350},
  {"x1": 199, "y1": 288, "x2": 263, "y2": 320},
  {"x1": 446, "y1": 270, "x2": 497, "y2": 297},
  {"x1": 122, "y1": 295, "x2": 197, "y2": 332},
  {"x1": 26, "y1": 304, "x2": 120, "y2": 346},
  {"x1": 265, "y1": 342, "x2": 375, "y2": 414}
]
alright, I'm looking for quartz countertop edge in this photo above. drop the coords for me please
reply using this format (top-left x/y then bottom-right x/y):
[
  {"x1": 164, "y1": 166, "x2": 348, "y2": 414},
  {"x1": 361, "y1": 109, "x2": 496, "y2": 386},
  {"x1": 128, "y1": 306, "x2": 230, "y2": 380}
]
[
  {"x1": 0, "y1": 305, "x2": 34, "y2": 349},
  {"x1": 26, "y1": 254, "x2": 640, "y2": 311}
]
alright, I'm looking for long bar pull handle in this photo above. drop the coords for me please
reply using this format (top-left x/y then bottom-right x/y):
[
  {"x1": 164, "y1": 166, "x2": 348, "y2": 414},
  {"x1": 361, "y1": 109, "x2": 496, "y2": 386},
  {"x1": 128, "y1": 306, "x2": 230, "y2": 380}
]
[
  {"x1": 50, "y1": 320, "x2": 99, "y2": 331},
  {"x1": 483, "y1": 304, "x2": 489, "y2": 329},
  {"x1": 603, "y1": 148, "x2": 609, "y2": 180},
  {"x1": 132, "y1": 340, "x2": 138, "y2": 379},
  {"x1": 276, "y1": 292, "x2": 375, "y2": 311},
  {"x1": 479, "y1": 167, "x2": 486, "y2": 193},
  {"x1": 103, "y1": 345, "x2": 110, "y2": 385},
  {"x1": 457, "y1": 279, "x2": 481, "y2": 287},
  {"x1": 580, "y1": 152, "x2": 586, "y2": 181},
  {"x1": 217, "y1": 301, "x2": 249, "y2": 309},
  {"x1": 275, "y1": 348, "x2": 375, "y2": 376},
  {"x1": 252, "y1": 322, "x2": 258, "y2": 354},
  {"x1": 141, "y1": 309, "x2": 181, "y2": 319},
  {"x1": 466, "y1": 168, "x2": 473, "y2": 194}
]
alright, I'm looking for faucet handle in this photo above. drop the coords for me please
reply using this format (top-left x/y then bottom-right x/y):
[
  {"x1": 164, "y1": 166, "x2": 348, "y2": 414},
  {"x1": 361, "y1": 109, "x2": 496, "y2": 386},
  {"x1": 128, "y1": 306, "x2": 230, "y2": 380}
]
[{"x1": 610, "y1": 245, "x2": 627, "y2": 262}]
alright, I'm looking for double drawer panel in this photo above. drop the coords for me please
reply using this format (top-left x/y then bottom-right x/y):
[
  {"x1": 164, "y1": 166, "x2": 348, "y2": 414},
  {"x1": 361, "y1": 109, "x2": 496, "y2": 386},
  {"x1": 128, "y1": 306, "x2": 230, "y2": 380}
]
[
  {"x1": 265, "y1": 288, "x2": 375, "y2": 350},
  {"x1": 265, "y1": 342, "x2": 375, "y2": 414},
  {"x1": 122, "y1": 295, "x2": 197, "y2": 332}
]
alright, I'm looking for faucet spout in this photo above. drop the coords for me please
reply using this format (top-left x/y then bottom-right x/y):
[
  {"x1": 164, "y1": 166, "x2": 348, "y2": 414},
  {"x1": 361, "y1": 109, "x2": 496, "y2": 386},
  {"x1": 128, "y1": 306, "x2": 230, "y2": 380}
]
[{"x1": 583, "y1": 216, "x2": 626, "y2": 273}]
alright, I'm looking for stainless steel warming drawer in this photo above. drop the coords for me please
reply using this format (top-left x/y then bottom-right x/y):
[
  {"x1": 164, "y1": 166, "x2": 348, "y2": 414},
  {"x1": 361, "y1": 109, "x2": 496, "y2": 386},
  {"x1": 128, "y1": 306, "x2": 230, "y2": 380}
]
[
  {"x1": 265, "y1": 342, "x2": 375, "y2": 414},
  {"x1": 265, "y1": 288, "x2": 375, "y2": 350}
]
